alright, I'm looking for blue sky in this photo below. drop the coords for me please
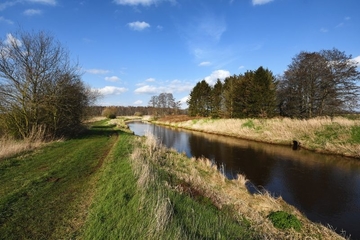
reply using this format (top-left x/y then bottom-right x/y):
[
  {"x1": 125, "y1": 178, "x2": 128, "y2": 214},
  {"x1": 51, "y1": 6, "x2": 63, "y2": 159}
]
[{"x1": 1, "y1": 0, "x2": 359, "y2": 108}]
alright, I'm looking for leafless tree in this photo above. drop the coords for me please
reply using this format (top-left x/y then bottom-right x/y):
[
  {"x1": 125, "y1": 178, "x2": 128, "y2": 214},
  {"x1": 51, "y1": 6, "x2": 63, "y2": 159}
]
[{"x1": 0, "y1": 30, "x2": 96, "y2": 139}]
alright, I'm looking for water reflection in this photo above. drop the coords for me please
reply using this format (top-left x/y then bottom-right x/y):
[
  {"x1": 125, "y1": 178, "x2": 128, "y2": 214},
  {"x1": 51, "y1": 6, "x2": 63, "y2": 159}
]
[{"x1": 128, "y1": 122, "x2": 360, "y2": 239}]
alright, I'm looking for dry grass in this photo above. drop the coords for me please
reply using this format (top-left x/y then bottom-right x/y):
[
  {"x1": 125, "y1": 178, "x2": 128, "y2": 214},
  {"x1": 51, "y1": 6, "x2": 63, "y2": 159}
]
[
  {"x1": 154, "y1": 115, "x2": 360, "y2": 158},
  {"x1": 0, "y1": 126, "x2": 48, "y2": 160},
  {"x1": 133, "y1": 132, "x2": 346, "y2": 239}
]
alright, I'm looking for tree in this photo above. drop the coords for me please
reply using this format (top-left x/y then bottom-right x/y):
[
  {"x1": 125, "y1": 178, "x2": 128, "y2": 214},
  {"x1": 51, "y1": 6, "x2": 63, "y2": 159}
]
[
  {"x1": 0, "y1": 30, "x2": 95, "y2": 139},
  {"x1": 187, "y1": 80, "x2": 211, "y2": 117},
  {"x1": 210, "y1": 79, "x2": 223, "y2": 118},
  {"x1": 249, "y1": 67, "x2": 277, "y2": 117},
  {"x1": 148, "y1": 92, "x2": 180, "y2": 116},
  {"x1": 222, "y1": 75, "x2": 237, "y2": 118},
  {"x1": 278, "y1": 49, "x2": 360, "y2": 118}
]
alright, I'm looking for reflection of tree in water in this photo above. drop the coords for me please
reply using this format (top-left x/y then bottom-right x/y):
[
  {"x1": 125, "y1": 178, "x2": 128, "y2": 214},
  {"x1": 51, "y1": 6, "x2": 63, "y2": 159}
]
[{"x1": 187, "y1": 133, "x2": 276, "y2": 186}]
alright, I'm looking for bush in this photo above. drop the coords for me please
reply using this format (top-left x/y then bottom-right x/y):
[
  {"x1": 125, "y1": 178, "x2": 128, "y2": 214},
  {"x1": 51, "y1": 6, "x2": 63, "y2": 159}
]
[
  {"x1": 102, "y1": 107, "x2": 117, "y2": 119},
  {"x1": 267, "y1": 211, "x2": 302, "y2": 232}
]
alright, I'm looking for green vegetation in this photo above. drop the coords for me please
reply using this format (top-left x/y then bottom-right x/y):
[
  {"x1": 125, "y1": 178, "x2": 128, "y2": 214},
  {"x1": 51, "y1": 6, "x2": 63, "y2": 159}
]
[
  {"x1": 101, "y1": 106, "x2": 118, "y2": 119},
  {"x1": 267, "y1": 211, "x2": 302, "y2": 232},
  {"x1": 0, "y1": 122, "x2": 119, "y2": 239},
  {"x1": 82, "y1": 126, "x2": 256, "y2": 239},
  {"x1": 351, "y1": 126, "x2": 360, "y2": 143}
]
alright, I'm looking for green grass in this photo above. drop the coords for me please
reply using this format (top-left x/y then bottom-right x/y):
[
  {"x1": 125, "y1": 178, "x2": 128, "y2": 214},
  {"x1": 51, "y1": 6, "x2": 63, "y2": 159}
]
[
  {"x1": 267, "y1": 211, "x2": 302, "y2": 232},
  {"x1": 0, "y1": 123, "x2": 120, "y2": 239},
  {"x1": 81, "y1": 132, "x2": 257, "y2": 240},
  {"x1": 351, "y1": 126, "x2": 360, "y2": 143}
]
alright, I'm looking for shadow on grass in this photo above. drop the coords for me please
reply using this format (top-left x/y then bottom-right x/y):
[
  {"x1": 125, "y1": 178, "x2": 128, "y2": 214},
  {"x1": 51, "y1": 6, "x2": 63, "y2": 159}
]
[{"x1": 75, "y1": 124, "x2": 125, "y2": 140}]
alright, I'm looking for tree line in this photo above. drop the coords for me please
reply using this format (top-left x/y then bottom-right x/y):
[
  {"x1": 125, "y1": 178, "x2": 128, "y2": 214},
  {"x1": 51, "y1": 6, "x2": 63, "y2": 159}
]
[{"x1": 187, "y1": 48, "x2": 360, "y2": 119}]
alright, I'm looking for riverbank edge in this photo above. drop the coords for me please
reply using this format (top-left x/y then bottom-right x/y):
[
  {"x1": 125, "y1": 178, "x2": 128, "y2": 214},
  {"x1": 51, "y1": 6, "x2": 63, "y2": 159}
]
[
  {"x1": 119, "y1": 119, "x2": 346, "y2": 239},
  {"x1": 147, "y1": 115, "x2": 360, "y2": 159}
]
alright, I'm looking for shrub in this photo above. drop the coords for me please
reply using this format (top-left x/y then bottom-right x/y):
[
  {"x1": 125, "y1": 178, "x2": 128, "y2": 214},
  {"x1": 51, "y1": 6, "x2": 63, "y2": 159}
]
[
  {"x1": 102, "y1": 107, "x2": 117, "y2": 119},
  {"x1": 267, "y1": 211, "x2": 302, "y2": 232}
]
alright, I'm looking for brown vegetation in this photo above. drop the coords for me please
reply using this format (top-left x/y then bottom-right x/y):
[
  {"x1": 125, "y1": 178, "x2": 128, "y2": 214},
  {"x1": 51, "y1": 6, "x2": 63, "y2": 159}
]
[{"x1": 153, "y1": 115, "x2": 360, "y2": 159}]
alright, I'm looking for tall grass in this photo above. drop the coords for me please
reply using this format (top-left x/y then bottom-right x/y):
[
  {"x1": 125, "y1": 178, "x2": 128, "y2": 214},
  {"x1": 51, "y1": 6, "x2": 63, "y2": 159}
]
[{"x1": 0, "y1": 126, "x2": 47, "y2": 160}]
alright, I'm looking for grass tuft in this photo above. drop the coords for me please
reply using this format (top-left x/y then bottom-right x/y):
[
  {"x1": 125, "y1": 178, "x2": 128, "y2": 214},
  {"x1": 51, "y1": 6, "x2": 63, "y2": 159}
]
[{"x1": 267, "y1": 211, "x2": 302, "y2": 232}]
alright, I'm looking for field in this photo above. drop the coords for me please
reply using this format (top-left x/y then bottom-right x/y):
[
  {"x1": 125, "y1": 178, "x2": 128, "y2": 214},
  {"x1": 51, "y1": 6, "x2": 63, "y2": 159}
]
[{"x1": 0, "y1": 118, "x2": 347, "y2": 239}]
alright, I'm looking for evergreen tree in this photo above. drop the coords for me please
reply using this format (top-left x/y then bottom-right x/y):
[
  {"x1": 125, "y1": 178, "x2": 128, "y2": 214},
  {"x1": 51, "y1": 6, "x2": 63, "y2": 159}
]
[
  {"x1": 187, "y1": 80, "x2": 211, "y2": 117},
  {"x1": 210, "y1": 79, "x2": 223, "y2": 118}
]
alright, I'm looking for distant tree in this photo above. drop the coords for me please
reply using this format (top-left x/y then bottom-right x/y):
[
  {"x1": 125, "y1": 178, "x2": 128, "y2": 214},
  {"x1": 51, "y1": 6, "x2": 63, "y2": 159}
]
[
  {"x1": 102, "y1": 106, "x2": 117, "y2": 119},
  {"x1": 148, "y1": 92, "x2": 179, "y2": 116},
  {"x1": 0, "y1": 30, "x2": 96, "y2": 139},
  {"x1": 278, "y1": 49, "x2": 360, "y2": 118}
]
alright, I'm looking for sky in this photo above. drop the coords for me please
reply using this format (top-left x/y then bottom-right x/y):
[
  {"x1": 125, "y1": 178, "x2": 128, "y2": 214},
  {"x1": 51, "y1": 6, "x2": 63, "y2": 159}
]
[{"x1": 0, "y1": 0, "x2": 360, "y2": 108}]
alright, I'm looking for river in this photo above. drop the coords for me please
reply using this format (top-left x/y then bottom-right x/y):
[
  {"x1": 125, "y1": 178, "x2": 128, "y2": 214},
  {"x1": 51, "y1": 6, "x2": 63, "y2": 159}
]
[{"x1": 128, "y1": 121, "x2": 360, "y2": 239}]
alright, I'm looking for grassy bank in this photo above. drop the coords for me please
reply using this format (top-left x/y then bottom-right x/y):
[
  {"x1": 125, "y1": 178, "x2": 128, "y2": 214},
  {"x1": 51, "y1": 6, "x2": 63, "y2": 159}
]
[
  {"x1": 153, "y1": 115, "x2": 360, "y2": 159},
  {"x1": 0, "y1": 120, "x2": 120, "y2": 239}
]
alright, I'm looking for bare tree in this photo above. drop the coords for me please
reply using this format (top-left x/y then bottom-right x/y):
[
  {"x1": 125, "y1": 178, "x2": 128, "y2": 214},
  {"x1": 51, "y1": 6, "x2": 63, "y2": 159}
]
[
  {"x1": 0, "y1": 30, "x2": 95, "y2": 139},
  {"x1": 278, "y1": 49, "x2": 360, "y2": 118}
]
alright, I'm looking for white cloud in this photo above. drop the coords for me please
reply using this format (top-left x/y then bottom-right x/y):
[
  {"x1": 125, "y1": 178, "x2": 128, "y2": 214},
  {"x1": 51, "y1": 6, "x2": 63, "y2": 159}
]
[
  {"x1": 179, "y1": 12, "x2": 226, "y2": 60},
  {"x1": 146, "y1": 77, "x2": 156, "y2": 82},
  {"x1": 320, "y1": 28, "x2": 328, "y2": 33},
  {"x1": 4, "y1": 33, "x2": 21, "y2": 46},
  {"x1": 134, "y1": 85, "x2": 158, "y2": 94},
  {"x1": 199, "y1": 61, "x2": 211, "y2": 66},
  {"x1": 0, "y1": 16, "x2": 13, "y2": 24},
  {"x1": 113, "y1": 0, "x2": 175, "y2": 6},
  {"x1": 97, "y1": 86, "x2": 128, "y2": 95},
  {"x1": 0, "y1": 0, "x2": 56, "y2": 11},
  {"x1": 86, "y1": 68, "x2": 110, "y2": 74},
  {"x1": 27, "y1": 0, "x2": 57, "y2": 5},
  {"x1": 127, "y1": 21, "x2": 150, "y2": 31},
  {"x1": 239, "y1": 65, "x2": 245, "y2": 69},
  {"x1": 252, "y1": 0, "x2": 273, "y2": 5},
  {"x1": 180, "y1": 96, "x2": 189, "y2": 108},
  {"x1": 0, "y1": 2, "x2": 18, "y2": 11},
  {"x1": 134, "y1": 100, "x2": 143, "y2": 105},
  {"x1": 105, "y1": 76, "x2": 120, "y2": 82},
  {"x1": 204, "y1": 70, "x2": 231, "y2": 85},
  {"x1": 23, "y1": 9, "x2": 42, "y2": 16},
  {"x1": 352, "y1": 56, "x2": 360, "y2": 67}
]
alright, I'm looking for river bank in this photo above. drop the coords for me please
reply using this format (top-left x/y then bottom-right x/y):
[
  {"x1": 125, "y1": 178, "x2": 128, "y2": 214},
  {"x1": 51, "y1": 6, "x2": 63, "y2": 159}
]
[
  {"x1": 125, "y1": 120, "x2": 346, "y2": 239},
  {"x1": 150, "y1": 115, "x2": 360, "y2": 159}
]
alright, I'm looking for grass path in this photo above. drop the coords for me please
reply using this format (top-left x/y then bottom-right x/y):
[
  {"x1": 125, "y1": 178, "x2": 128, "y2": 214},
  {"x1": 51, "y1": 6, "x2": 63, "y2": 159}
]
[{"x1": 0, "y1": 123, "x2": 119, "y2": 239}]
